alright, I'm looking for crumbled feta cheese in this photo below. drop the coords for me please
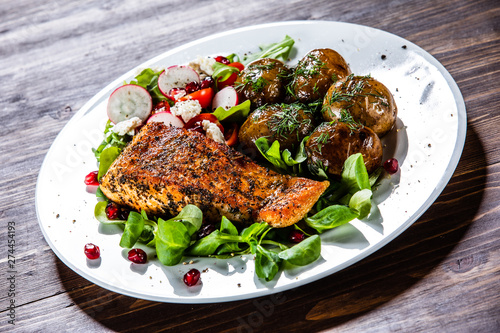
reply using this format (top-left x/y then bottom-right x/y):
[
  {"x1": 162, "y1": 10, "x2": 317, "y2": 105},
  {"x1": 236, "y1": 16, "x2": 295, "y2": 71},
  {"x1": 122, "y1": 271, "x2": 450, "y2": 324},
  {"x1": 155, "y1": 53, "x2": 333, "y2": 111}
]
[
  {"x1": 202, "y1": 120, "x2": 225, "y2": 144},
  {"x1": 170, "y1": 100, "x2": 202, "y2": 123},
  {"x1": 188, "y1": 56, "x2": 216, "y2": 76},
  {"x1": 111, "y1": 117, "x2": 143, "y2": 136}
]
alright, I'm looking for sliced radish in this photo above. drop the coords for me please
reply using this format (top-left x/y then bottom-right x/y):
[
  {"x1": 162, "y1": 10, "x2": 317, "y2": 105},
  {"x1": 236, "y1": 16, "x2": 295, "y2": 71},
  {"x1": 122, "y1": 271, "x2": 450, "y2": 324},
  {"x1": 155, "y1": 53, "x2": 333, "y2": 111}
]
[
  {"x1": 147, "y1": 111, "x2": 184, "y2": 128},
  {"x1": 107, "y1": 84, "x2": 152, "y2": 124},
  {"x1": 211, "y1": 86, "x2": 238, "y2": 112},
  {"x1": 158, "y1": 66, "x2": 200, "y2": 100}
]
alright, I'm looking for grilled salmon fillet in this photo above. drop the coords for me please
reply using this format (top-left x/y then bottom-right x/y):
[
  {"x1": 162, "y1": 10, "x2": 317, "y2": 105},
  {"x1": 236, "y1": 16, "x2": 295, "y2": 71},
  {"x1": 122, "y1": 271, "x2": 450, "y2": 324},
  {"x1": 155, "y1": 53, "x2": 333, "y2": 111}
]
[{"x1": 100, "y1": 122, "x2": 329, "y2": 228}]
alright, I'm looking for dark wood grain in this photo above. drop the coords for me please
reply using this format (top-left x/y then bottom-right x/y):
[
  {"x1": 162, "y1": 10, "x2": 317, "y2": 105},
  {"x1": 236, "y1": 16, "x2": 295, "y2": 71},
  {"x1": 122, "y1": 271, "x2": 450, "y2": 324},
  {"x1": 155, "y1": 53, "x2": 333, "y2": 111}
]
[{"x1": 1, "y1": 0, "x2": 499, "y2": 332}]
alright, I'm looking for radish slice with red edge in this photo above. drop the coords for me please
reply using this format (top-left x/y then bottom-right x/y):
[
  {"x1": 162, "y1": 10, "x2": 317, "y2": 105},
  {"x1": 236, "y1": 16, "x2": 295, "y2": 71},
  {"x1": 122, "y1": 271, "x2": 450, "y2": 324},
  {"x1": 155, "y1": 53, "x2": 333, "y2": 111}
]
[
  {"x1": 107, "y1": 84, "x2": 153, "y2": 124},
  {"x1": 147, "y1": 111, "x2": 184, "y2": 128},
  {"x1": 211, "y1": 86, "x2": 239, "y2": 112},
  {"x1": 158, "y1": 66, "x2": 200, "y2": 100}
]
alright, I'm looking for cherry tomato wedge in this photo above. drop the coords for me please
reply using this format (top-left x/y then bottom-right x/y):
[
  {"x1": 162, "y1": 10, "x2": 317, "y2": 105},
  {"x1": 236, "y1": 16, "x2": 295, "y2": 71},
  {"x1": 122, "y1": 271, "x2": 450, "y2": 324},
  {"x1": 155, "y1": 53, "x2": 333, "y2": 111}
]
[
  {"x1": 184, "y1": 113, "x2": 224, "y2": 134},
  {"x1": 224, "y1": 123, "x2": 239, "y2": 146},
  {"x1": 178, "y1": 87, "x2": 214, "y2": 109},
  {"x1": 217, "y1": 73, "x2": 237, "y2": 89},
  {"x1": 217, "y1": 62, "x2": 244, "y2": 89},
  {"x1": 152, "y1": 101, "x2": 171, "y2": 115},
  {"x1": 229, "y1": 62, "x2": 245, "y2": 71}
]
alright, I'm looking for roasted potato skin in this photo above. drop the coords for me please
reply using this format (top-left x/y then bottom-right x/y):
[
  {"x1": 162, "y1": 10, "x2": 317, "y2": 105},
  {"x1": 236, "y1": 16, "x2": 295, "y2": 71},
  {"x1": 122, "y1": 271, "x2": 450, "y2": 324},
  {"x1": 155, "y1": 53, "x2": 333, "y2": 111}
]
[
  {"x1": 322, "y1": 75, "x2": 397, "y2": 137},
  {"x1": 239, "y1": 103, "x2": 316, "y2": 155},
  {"x1": 305, "y1": 121, "x2": 383, "y2": 177},
  {"x1": 235, "y1": 58, "x2": 290, "y2": 108},
  {"x1": 289, "y1": 48, "x2": 351, "y2": 103}
]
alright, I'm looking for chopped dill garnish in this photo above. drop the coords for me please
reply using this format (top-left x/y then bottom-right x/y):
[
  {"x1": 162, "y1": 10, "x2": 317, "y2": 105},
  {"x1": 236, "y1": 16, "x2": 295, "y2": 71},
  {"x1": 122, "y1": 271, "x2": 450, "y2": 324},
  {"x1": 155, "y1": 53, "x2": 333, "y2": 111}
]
[
  {"x1": 326, "y1": 75, "x2": 389, "y2": 108},
  {"x1": 340, "y1": 109, "x2": 355, "y2": 123},
  {"x1": 250, "y1": 77, "x2": 269, "y2": 92},
  {"x1": 295, "y1": 54, "x2": 326, "y2": 78},
  {"x1": 340, "y1": 109, "x2": 364, "y2": 132},
  {"x1": 238, "y1": 62, "x2": 277, "y2": 93},
  {"x1": 269, "y1": 103, "x2": 309, "y2": 138},
  {"x1": 312, "y1": 132, "x2": 330, "y2": 153}
]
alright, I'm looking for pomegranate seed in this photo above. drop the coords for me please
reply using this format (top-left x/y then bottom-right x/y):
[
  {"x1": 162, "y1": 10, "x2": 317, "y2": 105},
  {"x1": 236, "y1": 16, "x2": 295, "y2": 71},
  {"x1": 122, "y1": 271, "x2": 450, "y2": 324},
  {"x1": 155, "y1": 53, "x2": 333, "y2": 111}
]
[
  {"x1": 169, "y1": 87, "x2": 186, "y2": 100},
  {"x1": 215, "y1": 56, "x2": 230, "y2": 64},
  {"x1": 84, "y1": 171, "x2": 99, "y2": 186},
  {"x1": 84, "y1": 243, "x2": 100, "y2": 260},
  {"x1": 289, "y1": 230, "x2": 305, "y2": 243},
  {"x1": 185, "y1": 81, "x2": 200, "y2": 94},
  {"x1": 105, "y1": 202, "x2": 120, "y2": 220},
  {"x1": 200, "y1": 77, "x2": 214, "y2": 89},
  {"x1": 198, "y1": 224, "x2": 216, "y2": 239},
  {"x1": 128, "y1": 248, "x2": 147, "y2": 264},
  {"x1": 183, "y1": 269, "x2": 201, "y2": 287},
  {"x1": 384, "y1": 158, "x2": 399, "y2": 174}
]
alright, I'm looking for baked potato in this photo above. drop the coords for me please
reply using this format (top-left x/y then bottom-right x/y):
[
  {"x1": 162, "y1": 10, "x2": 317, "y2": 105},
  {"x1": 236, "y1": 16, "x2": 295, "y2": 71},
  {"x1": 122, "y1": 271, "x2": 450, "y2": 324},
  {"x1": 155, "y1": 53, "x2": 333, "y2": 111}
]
[
  {"x1": 322, "y1": 75, "x2": 397, "y2": 137},
  {"x1": 305, "y1": 121, "x2": 383, "y2": 177},
  {"x1": 288, "y1": 48, "x2": 351, "y2": 103},
  {"x1": 239, "y1": 103, "x2": 316, "y2": 155},
  {"x1": 235, "y1": 58, "x2": 290, "y2": 108}
]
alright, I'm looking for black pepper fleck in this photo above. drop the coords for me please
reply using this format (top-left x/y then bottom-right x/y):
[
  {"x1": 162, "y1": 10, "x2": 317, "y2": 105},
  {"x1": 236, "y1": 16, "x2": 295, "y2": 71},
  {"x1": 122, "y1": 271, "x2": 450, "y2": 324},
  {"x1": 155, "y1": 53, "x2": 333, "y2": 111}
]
[
  {"x1": 381, "y1": 54, "x2": 387, "y2": 60},
  {"x1": 402, "y1": 45, "x2": 407, "y2": 49}
]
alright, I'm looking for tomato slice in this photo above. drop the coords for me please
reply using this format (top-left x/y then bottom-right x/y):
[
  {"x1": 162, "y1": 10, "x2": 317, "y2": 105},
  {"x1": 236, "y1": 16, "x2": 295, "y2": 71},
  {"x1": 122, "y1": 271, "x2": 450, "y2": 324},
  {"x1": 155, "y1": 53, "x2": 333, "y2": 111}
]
[
  {"x1": 229, "y1": 62, "x2": 245, "y2": 71},
  {"x1": 217, "y1": 62, "x2": 245, "y2": 89},
  {"x1": 184, "y1": 113, "x2": 224, "y2": 134},
  {"x1": 179, "y1": 87, "x2": 214, "y2": 109},
  {"x1": 217, "y1": 73, "x2": 237, "y2": 89},
  {"x1": 224, "y1": 123, "x2": 239, "y2": 146}
]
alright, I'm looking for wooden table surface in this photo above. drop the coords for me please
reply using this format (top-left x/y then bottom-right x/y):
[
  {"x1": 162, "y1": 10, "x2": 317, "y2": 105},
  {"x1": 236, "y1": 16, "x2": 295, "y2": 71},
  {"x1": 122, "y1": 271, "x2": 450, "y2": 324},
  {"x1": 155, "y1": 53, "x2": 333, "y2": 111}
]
[{"x1": 1, "y1": 0, "x2": 499, "y2": 332}]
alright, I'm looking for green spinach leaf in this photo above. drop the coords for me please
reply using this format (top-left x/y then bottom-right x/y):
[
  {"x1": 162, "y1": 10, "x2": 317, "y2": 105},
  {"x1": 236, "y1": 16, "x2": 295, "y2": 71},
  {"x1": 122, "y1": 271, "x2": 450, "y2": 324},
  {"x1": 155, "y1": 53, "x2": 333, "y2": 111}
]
[
  {"x1": 119, "y1": 211, "x2": 145, "y2": 248},
  {"x1": 169, "y1": 204, "x2": 203, "y2": 237},
  {"x1": 305, "y1": 205, "x2": 359, "y2": 233},
  {"x1": 341, "y1": 153, "x2": 371, "y2": 194},
  {"x1": 92, "y1": 120, "x2": 130, "y2": 161},
  {"x1": 349, "y1": 188, "x2": 372, "y2": 220},
  {"x1": 217, "y1": 217, "x2": 242, "y2": 254},
  {"x1": 278, "y1": 235, "x2": 321, "y2": 266},
  {"x1": 255, "y1": 136, "x2": 308, "y2": 175},
  {"x1": 155, "y1": 219, "x2": 191, "y2": 266},
  {"x1": 187, "y1": 230, "x2": 232, "y2": 256},
  {"x1": 128, "y1": 68, "x2": 168, "y2": 104},
  {"x1": 242, "y1": 35, "x2": 295, "y2": 65},
  {"x1": 213, "y1": 100, "x2": 251, "y2": 123},
  {"x1": 255, "y1": 245, "x2": 282, "y2": 281},
  {"x1": 98, "y1": 146, "x2": 121, "y2": 179}
]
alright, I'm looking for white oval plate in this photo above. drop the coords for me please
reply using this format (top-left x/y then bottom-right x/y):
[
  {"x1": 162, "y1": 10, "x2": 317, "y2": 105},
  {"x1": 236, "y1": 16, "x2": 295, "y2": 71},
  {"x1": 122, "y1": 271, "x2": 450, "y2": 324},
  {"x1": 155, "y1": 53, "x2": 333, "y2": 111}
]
[{"x1": 36, "y1": 21, "x2": 466, "y2": 303}]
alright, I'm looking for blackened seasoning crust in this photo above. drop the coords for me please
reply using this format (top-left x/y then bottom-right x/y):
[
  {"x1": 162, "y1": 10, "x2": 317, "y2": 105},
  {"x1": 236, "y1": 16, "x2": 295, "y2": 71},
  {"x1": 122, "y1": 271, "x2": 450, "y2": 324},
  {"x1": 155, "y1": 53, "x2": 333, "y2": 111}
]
[{"x1": 100, "y1": 122, "x2": 329, "y2": 228}]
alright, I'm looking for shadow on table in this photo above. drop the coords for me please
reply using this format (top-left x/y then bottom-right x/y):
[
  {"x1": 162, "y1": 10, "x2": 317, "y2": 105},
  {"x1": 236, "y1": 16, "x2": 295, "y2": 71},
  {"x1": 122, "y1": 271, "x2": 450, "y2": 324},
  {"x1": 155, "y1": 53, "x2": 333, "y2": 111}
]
[{"x1": 56, "y1": 122, "x2": 485, "y2": 332}]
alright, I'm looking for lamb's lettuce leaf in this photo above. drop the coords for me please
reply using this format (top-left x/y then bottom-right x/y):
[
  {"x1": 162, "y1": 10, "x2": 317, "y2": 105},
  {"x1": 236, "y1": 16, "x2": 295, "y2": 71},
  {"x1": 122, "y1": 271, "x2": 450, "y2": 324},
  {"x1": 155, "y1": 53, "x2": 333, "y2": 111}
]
[
  {"x1": 92, "y1": 120, "x2": 129, "y2": 162},
  {"x1": 242, "y1": 35, "x2": 295, "y2": 65},
  {"x1": 255, "y1": 136, "x2": 307, "y2": 175},
  {"x1": 98, "y1": 147, "x2": 121, "y2": 179},
  {"x1": 128, "y1": 68, "x2": 168, "y2": 104},
  {"x1": 213, "y1": 100, "x2": 251, "y2": 123}
]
